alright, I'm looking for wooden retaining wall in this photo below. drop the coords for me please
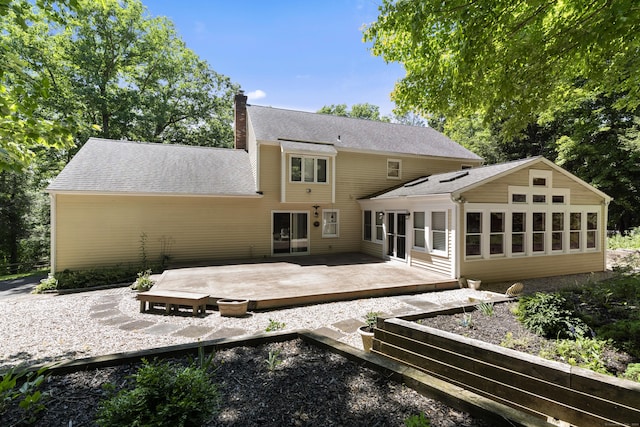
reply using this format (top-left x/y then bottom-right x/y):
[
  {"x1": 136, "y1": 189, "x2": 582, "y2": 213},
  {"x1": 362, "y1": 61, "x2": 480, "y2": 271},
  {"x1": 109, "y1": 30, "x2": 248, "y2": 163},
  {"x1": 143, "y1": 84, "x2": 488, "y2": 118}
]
[{"x1": 372, "y1": 317, "x2": 640, "y2": 427}]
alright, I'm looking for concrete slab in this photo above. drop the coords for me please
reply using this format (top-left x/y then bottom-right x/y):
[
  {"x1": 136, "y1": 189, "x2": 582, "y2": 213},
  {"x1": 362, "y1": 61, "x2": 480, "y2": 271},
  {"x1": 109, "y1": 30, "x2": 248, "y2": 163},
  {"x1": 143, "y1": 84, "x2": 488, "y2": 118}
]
[
  {"x1": 119, "y1": 320, "x2": 155, "y2": 331},
  {"x1": 313, "y1": 327, "x2": 345, "y2": 341},
  {"x1": 89, "y1": 309, "x2": 120, "y2": 319},
  {"x1": 331, "y1": 318, "x2": 364, "y2": 334},
  {"x1": 144, "y1": 323, "x2": 184, "y2": 336},
  {"x1": 155, "y1": 253, "x2": 457, "y2": 310},
  {"x1": 173, "y1": 325, "x2": 213, "y2": 338},
  {"x1": 100, "y1": 315, "x2": 133, "y2": 326},
  {"x1": 205, "y1": 327, "x2": 248, "y2": 340},
  {"x1": 92, "y1": 302, "x2": 119, "y2": 311}
]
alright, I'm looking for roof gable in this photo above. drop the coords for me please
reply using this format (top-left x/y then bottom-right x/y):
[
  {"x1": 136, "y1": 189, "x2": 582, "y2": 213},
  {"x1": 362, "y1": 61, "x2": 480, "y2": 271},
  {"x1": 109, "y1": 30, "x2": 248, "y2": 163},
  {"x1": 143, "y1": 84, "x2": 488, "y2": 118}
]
[
  {"x1": 247, "y1": 105, "x2": 483, "y2": 161},
  {"x1": 367, "y1": 157, "x2": 610, "y2": 202},
  {"x1": 47, "y1": 138, "x2": 258, "y2": 196}
]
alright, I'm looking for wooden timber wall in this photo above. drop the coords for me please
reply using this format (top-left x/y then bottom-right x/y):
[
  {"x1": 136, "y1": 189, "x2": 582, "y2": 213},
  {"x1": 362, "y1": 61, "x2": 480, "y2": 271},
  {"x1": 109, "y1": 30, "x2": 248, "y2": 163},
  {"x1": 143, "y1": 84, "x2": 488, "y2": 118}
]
[{"x1": 372, "y1": 307, "x2": 640, "y2": 427}]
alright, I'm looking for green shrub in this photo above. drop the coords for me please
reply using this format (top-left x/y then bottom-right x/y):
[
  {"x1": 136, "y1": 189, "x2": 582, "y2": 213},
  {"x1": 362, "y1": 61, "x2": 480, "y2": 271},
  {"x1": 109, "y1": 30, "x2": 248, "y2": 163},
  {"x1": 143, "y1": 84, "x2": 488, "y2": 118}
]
[
  {"x1": 96, "y1": 359, "x2": 219, "y2": 427},
  {"x1": 404, "y1": 412, "x2": 431, "y2": 427},
  {"x1": 540, "y1": 335, "x2": 611, "y2": 374},
  {"x1": 55, "y1": 264, "x2": 160, "y2": 289},
  {"x1": 515, "y1": 292, "x2": 589, "y2": 338},
  {"x1": 622, "y1": 363, "x2": 640, "y2": 382},
  {"x1": 597, "y1": 319, "x2": 640, "y2": 358},
  {"x1": 476, "y1": 301, "x2": 495, "y2": 316},
  {"x1": 0, "y1": 366, "x2": 49, "y2": 425},
  {"x1": 33, "y1": 273, "x2": 58, "y2": 293},
  {"x1": 265, "y1": 318, "x2": 286, "y2": 332},
  {"x1": 608, "y1": 227, "x2": 640, "y2": 250},
  {"x1": 131, "y1": 269, "x2": 155, "y2": 291}
]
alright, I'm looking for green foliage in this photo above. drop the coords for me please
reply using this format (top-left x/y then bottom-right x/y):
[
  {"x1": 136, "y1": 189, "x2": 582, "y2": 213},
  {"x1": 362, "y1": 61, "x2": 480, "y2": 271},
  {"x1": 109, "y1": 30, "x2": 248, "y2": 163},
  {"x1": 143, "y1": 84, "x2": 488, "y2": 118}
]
[
  {"x1": 476, "y1": 301, "x2": 495, "y2": 317},
  {"x1": 362, "y1": 311, "x2": 381, "y2": 331},
  {"x1": 33, "y1": 273, "x2": 58, "y2": 293},
  {"x1": 622, "y1": 363, "x2": 640, "y2": 382},
  {"x1": 404, "y1": 412, "x2": 431, "y2": 427},
  {"x1": 500, "y1": 331, "x2": 531, "y2": 350},
  {"x1": 265, "y1": 319, "x2": 286, "y2": 332},
  {"x1": 608, "y1": 227, "x2": 640, "y2": 249},
  {"x1": 96, "y1": 359, "x2": 219, "y2": 427},
  {"x1": 188, "y1": 345, "x2": 216, "y2": 373},
  {"x1": 265, "y1": 350, "x2": 282, "y2": 372},
  {"x1": 540, "y1": 335, "x2": 611, "y2": 375},
  {"x1": 317, "y1": 103, "x2": 391, "y2": 122},
  {"x1": 55, "y1": 265, "x2": 154, "y2": 289},
  {"x1": 515, "y1": 292, "x2": 589, "y2": 339},
  {"x1": 597, "y1": 320, "x2": 640, "y2": 359},
  {"x1": 0, "y1": 366, "x2": 49, "y2": 425},
  {"x1": 131, "y1": 269, "x2": 154, "y2": 292},
  {"x1": 460, "y1": 312, "x2": 474, "y2": 329},
  {"x1": 364, "y1": 0, "x2": 640, "y2": 138}
]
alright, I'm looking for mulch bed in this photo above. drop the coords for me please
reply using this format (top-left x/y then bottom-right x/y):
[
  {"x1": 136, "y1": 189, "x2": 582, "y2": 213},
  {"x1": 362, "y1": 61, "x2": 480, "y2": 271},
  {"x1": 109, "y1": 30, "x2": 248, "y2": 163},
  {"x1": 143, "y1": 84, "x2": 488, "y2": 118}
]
[{"x1": 4, "y1": 339, "x2": 489, "y2": 427}]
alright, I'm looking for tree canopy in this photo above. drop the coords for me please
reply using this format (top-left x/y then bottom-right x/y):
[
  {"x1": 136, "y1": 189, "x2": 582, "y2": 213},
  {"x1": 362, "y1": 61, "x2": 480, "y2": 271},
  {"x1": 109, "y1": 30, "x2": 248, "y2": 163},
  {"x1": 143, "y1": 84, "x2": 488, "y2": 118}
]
[
  {"x1": 318, "y1": 103, "x2": 390, "y2": 122},
  {"x1": 364, "y1": 0, "x2": 640, "y2": 135}
]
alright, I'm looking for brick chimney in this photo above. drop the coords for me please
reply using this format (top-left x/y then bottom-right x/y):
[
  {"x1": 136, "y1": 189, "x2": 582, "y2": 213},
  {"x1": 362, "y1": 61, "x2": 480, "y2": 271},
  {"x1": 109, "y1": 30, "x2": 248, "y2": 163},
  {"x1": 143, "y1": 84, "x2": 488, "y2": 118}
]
[{"x1": 234, "y1": 90, "x2": 248, "y2": 151}]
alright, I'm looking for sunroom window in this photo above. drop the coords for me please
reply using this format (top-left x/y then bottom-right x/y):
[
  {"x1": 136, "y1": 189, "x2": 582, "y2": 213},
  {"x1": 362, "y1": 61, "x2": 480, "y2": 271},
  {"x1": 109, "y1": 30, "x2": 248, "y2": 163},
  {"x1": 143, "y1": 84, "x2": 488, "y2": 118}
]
[
  {"x1": 489, "y1": 212, "x2": 504, "y2": 255},
  {"x1": 552, "y1": 212, "x2": 564, "y2": 251},
  {"x1": 533, "y1": 212, "x2": 545, "y2": 252},
  {"x1": 512, "y1": 212, "x2": 526, "y2": 254},
  {"x1": 413, "y1": 212, "x2": 425, "y2": 249},
  {"x1": 465, "y1": 212, "x2": 482, "y2": 256},
  {"x1": 431, "y1": 211, "x2": 447, "y2": 253},
  {"x1": 587, "y1": 212, "x2": 598, "y2": 249}
]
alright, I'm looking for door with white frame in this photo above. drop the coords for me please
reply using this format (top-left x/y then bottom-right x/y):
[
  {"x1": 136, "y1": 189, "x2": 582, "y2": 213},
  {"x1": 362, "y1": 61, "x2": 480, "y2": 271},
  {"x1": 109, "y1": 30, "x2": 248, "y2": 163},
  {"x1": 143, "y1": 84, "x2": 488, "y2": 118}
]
[
  {"x1": 272, "y1": 212, "x2": 309, "y2": 255},
  {"x1": 386, "y1": 212, "x2": 407, "y2": 260}
]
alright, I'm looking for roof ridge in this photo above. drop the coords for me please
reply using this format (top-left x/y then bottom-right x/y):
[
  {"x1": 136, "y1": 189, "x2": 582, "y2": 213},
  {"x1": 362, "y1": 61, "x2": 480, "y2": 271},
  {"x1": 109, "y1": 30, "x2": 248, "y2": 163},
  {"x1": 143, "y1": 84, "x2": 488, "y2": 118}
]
[{"x1": 87, "y1": 138, "x2": 236, "y2": 152}]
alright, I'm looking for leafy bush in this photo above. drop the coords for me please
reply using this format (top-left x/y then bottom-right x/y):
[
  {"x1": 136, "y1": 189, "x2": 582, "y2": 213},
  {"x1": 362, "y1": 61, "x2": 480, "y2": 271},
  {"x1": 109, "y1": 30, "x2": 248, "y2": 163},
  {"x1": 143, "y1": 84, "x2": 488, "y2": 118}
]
[
  {"x1": 597, "y1": 320, "x2": 640, "y2": 358},
  {"x1": 265, "y1": 319, "x2": 286, "y2": 332},
  {"x1": 55, "y1": 264, "x2": 160, "y2": 289},
  {"x1": 540, "y1": 335, "x2": 612, "y2": 374},
  {"x1": 608, "y1": 227, "x2": 640, "y2": 250},
  {"x1": 515, "y1": 292, "x2": 589, "y2": 339},
  {"x1": 33, "y1": 273, "x2": 58, "y2": 293},
  {"x1": 622, "y1": 363, "x2": 640, "y2": 382},
  {"x1": 0, "y1": 366, "x2": 49, "y2": 425},
  {"x1": 131, "y1": 269, "x2": 155, "y2": 291},
  {"x1": 96, "y1": 359, "x2": 219, "y2": 427},
  {"x1": 405, "y1": 412, "x2": 431, "y2": 427}
]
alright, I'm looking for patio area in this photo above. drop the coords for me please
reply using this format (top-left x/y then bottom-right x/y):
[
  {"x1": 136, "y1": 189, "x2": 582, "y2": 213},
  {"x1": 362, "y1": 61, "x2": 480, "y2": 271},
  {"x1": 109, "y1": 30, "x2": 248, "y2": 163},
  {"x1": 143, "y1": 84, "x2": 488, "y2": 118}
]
[{"x1": 154, "y1": 253, "x2": 458, "y2": 309}]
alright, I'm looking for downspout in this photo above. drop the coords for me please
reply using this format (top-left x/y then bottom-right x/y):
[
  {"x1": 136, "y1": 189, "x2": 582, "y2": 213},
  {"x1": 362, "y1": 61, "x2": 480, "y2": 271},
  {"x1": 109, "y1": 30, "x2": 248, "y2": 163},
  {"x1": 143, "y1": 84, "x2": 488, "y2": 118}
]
[{"x1": 50, "y1": 193, "x2": 57, "y2": 274}]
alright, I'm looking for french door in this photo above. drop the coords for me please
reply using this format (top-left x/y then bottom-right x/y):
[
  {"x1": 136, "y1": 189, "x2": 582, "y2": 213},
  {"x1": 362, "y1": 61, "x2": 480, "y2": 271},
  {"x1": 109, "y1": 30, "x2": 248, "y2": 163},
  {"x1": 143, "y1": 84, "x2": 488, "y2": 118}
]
[
  {"x1": 273, "y1": 212, "x2": 309, "y2": 254},
  {"x1": 387, "y1": 212, "x2": 407, "y2": 260}
]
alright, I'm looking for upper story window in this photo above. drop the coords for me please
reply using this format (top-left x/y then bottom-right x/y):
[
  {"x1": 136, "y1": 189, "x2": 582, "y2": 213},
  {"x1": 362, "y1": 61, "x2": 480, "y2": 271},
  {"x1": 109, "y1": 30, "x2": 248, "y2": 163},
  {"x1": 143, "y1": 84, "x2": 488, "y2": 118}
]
[
  {"x1": 291, "y1": 156, "x2": 327, "y2": 183},
  {"x1": 530, "y1": 170, "x2": 552, "y2": 187},
  {"x1": 387, "y1": 159, "x2": 401, "y2": 179}
]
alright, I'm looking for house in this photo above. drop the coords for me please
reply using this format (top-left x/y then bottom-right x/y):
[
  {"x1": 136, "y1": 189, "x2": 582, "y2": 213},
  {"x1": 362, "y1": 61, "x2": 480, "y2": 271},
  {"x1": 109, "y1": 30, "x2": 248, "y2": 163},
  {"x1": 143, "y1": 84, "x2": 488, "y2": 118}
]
[{"x1": 47, "y1": 92, "x2": 611, "y2": 282}]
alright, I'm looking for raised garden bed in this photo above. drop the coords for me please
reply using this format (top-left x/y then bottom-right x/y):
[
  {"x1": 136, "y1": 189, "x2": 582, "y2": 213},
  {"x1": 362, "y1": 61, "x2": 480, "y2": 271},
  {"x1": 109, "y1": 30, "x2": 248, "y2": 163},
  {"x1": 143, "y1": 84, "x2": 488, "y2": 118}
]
[{"x1": 371, "y1": 301, "x2": 640, "y2": 427}]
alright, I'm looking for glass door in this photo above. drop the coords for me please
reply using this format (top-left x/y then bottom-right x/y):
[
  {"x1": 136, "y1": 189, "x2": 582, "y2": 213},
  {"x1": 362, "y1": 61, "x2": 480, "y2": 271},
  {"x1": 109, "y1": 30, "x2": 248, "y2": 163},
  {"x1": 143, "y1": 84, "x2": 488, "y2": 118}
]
[
  {"x1": 387, "y1": 212, "x2": 407, "y2": 260},
  {"x1": 273, "y1": 212, "x2": 308, "y2": 255}
]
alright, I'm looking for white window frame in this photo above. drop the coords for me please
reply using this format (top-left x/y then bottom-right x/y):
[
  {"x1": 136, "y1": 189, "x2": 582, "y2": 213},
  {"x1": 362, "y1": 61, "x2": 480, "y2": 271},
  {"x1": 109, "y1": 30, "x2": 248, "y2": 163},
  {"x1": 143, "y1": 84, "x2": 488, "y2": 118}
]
[
  {"x1": 489, "y1": 211, "x2": 506, "y2": 257},
  {"x1": 510, "y1": 211, "x2": 527, "y2": 256},
  {"x1": 290, "y1": 155, "x2": 328, "y2": 184},
  {"x1": 375, "y1": 211, "x2": 384, "y2": 242},
  {"x1": 430, "y1": 211, "x2": 448, "y2": 256},
  {"x1": 363, "y1": 210, "x2": 372, "y2": 241},
  {"x1": 530, "y1": 169, "x2": 552, "y2": 187},
  {"x1": 465, "y1": 211, "x2": 483, "y2": 258},
  {"x1": 322, "y1": 209, "x2": 339, "y2": 238},
  {"x1": 412, "y1": 211, "x2": 426, "y2": 250},
  {"x1": 387, "y1": 159, "x2": 401, "y2": 179}
]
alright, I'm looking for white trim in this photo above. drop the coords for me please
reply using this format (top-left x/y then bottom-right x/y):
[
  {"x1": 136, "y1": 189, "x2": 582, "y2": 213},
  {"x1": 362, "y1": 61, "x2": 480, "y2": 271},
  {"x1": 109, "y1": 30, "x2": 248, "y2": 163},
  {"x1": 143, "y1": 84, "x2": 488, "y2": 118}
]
[
  {"x1": 50, "y1": 193, "x2": 57, "y2": 274},
  {"x1": 386, "y1": 159, "x2": 402, "y2": 180},
  {"x1": 321, "y1": 209, "x2": 339, "y2": 238}
]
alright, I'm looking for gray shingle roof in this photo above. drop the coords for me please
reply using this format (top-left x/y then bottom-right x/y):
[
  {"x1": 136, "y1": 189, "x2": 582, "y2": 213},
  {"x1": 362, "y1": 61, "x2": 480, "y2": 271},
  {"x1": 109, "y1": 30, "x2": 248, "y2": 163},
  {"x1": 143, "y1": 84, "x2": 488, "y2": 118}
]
[
  {"x1": 368, "y1": 157, "x2": 539, "y2": 199},
  {"x1": 47, "y1": 138, "x2": 258, "y2": 196},
  {"x1": 248, "y1": 105, "x2": 483, "y2": 161}
]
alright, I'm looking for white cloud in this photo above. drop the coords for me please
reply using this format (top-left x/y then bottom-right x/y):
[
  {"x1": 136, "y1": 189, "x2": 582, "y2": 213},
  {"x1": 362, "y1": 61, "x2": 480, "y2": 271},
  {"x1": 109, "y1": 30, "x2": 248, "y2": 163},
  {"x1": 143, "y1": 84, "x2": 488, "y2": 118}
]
[{"x1": 247, "y1": 89, "x2": 267, "y2": 101}]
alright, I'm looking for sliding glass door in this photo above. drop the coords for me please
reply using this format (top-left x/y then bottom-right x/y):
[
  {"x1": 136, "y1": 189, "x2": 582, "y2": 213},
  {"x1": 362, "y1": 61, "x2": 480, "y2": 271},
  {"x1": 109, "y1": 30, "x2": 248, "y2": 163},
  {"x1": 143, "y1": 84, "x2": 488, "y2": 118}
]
[{"x1": 273, "y1": 212, "x2": 309, "y2": 254}]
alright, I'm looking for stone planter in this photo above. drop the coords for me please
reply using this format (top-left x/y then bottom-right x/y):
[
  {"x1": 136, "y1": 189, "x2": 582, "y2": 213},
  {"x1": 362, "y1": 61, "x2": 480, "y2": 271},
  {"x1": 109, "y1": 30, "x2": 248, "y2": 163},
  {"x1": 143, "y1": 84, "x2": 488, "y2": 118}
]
[
  {"x1": 217, "y1": 299, "x2": 249, "y2": 317},
  {"x1": 358, "y1": 325, "x2": 374, "y2": 353},
  {"x1": 467, "y1": 279, "x2": 481, "y2": 290}
]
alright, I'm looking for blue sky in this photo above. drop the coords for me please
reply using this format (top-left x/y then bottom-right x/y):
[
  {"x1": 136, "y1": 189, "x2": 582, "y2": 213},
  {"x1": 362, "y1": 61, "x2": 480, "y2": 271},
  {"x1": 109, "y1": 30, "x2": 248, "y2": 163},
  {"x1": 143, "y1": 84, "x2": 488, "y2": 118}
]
[{"x1": 144, "y1": 0, "x2": 404, "y2": 115}]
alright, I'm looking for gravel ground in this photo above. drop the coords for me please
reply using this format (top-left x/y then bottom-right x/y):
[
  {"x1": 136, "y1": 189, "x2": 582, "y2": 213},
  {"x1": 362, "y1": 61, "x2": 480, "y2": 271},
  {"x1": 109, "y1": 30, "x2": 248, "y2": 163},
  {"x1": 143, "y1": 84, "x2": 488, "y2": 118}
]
[{"x1": 1, "y1": 252, "x2": 630, "y2": 426}]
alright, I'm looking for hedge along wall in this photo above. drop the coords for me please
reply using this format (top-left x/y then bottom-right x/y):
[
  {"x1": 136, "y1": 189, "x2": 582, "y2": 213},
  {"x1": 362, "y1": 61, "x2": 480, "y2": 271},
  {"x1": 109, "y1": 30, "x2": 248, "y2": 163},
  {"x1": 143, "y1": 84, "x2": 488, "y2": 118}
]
[{"x1": 372, "y1": 313, "x2": 640, "y2": 427}]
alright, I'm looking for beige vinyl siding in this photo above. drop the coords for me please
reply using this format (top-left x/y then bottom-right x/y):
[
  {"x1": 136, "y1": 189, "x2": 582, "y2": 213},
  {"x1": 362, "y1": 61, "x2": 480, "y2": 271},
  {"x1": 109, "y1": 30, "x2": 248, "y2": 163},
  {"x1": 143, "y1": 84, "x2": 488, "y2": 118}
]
[
  {"x1": 462, "y1": 164, "x2": 603, "y2": 205},
  {"x1": 460, "y1": 251, "x2": 605, "y2": 282},
  {"x1": 54, "y1": 194, "x2": 270, "y2": 271},
  {"x1": 361, "y1": 240, "x2": 383, "y2": 258},
  {"x1": 411, "y1": 251, "x2": 452, "y2": 276}
]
